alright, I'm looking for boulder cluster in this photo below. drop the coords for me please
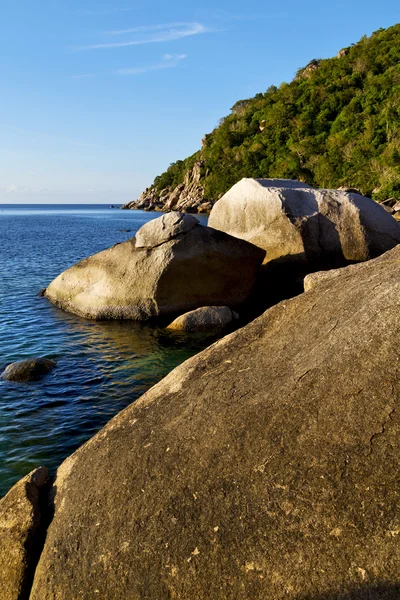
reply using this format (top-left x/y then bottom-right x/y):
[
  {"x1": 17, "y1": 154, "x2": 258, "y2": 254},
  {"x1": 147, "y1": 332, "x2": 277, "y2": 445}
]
[
  {"x1": 3, "y1": 179, "x2": 400, "y2": 599},
  {"x1": 44, "y1": 211, "x2": 265, "y2": 322},
  {"x1": 44, "y1": 179, "x2": 400, "y2": 326},
  {"x1": 121, "y1": 162, "x2": 213, "y2": 214}
]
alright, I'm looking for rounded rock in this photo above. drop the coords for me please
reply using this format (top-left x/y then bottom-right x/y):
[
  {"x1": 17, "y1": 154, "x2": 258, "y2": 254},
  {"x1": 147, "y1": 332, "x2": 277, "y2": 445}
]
[
  {"x1": 209, "y1": 178, "x2": 400, "y2": 267},
  {"x1": 167, "y1": 306, "x2": 236, "y2": 332},
  {"x1": 1, "y1": 358, "x2": 57, "y2": 382}
]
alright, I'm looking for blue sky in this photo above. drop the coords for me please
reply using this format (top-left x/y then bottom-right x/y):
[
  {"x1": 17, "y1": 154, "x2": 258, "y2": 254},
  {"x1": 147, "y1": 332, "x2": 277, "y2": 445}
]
[{"x1": 1, "y1": 1, "x2": 399, "y2": 203}]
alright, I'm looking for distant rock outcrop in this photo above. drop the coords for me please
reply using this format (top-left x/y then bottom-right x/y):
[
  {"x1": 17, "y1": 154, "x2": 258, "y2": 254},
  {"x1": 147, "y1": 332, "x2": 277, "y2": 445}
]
[
  {"x1": 208, "y1": 178, "x2": 400, "y2": 268},
  {"x1": 295, "y1": 59, "x2": 321, "y2": 79},
  {"x1": 121, "y1": 161, "x2": 212, "y2": 214},
  {"x1": 337, "y1": 47, "x2": 350, "y2": 58},
  {"x1": 27, "y1": 243, "x2": 400, "y2": 599},
  {"x1": 44, "y1": 213, "x2": 265, "y2": 320}
]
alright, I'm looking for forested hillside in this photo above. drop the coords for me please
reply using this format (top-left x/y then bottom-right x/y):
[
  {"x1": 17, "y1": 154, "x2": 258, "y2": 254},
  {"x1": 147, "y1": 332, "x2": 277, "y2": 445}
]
[{"x1": 149, "y1": 24, "x2": 400, "y2": 204}]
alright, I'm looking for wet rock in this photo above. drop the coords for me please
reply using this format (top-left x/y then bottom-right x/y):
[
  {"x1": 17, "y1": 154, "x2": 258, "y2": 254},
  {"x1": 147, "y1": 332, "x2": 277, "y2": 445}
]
[
  {"x1": 1, "y1": 359, "x2": 57, "y2": 382},
  {"x1": 167, "y1": 306, "x2": 236, "y2": 331}
]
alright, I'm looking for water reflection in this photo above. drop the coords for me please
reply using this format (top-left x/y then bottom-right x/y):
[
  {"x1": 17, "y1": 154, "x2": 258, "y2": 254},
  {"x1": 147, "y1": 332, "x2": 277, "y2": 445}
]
[
  {"x1": 0, "y1": 305, "x2": 221, "y2": 497},
  {"x1": 0, "y1": 207, "x2": 214, "y2": 497}
]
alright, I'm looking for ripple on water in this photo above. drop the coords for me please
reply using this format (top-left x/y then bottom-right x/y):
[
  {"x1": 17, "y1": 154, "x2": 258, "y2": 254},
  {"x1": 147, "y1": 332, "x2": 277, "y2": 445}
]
[{"x1": 0, "y1": 206, "x2": 212, "y2": 496}]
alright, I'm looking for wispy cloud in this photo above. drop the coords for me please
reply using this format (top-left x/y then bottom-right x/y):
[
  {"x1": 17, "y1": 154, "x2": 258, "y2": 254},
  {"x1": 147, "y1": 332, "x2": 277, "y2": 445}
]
[
  {"x1": 77, "y1": 22, "x2": 209, "y2": 51},
  {"x1": 116, "y1": 53, "x2": 187, "y2": 76},
  {"x1": 163, "y1": 53, "x2": 187, "y2": 61},
  {"x1": 105, "y1": 22, "x2": 194, "y2": 35}
]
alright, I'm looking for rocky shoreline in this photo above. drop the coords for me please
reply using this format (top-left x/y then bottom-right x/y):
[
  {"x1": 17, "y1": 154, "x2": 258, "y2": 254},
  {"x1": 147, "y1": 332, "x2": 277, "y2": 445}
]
[
  {"x1": 122, "y1": 167, "x2": 400, "y2": 221},
  {"x1": 3, "y1": 178, "x2": 400, "y2": 599},
  {"x1": 121, "y1": 161, "x2": 214, "y2": 214}
]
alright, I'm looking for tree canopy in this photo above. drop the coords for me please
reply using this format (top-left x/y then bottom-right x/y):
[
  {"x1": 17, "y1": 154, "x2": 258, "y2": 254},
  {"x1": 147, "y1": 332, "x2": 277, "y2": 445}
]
[{"x1": 152, "y1": 24, "x2": 400, "y2": 201}]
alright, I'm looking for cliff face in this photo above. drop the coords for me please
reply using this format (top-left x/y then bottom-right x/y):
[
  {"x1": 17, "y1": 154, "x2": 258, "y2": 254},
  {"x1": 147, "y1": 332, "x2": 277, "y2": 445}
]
[{"x1": 121, "y1": 161, "x2": 212, "y2": 213}]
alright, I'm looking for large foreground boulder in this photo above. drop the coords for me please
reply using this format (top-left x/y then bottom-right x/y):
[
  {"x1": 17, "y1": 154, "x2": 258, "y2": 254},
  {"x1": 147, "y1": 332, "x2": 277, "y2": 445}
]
[
  {"x1": 30, "y1": 244, "x2": 400, "y2": 599},
  {"x1": 44, "y1": 213, "x2": 265, "y2": 320},
  {"x1": 208, "y1": 178, "x2": 400, "y2": 268},
  {"x1": 0, "y1": 467, "x2": 48, "y2": 600}
]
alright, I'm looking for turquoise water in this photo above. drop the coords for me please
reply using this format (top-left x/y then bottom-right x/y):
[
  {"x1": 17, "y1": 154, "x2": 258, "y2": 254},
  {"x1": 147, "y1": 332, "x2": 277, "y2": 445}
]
[{"x1": 0, "y1": 205, "x2": 211, "y2": 497}]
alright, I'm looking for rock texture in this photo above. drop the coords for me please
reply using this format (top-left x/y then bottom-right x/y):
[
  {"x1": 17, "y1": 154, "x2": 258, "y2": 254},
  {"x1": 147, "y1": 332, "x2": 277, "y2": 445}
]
[
  {"x1": 0, "y1": 467, "x2": 48, "y2": 600},
  {"x1": 166, "y1": 306, "x2": 237, "y2": 332},
  {"x1": 44, "y1": 215, "x2": 265, "y2": 320},
  {"x1": 337, "y1": 186, "x2": 363, "y2": 194},
  {"x1": 30, "y1": 244, "x2": 400, "y2": 599},
  {"x1": 121, "y1": 162, "x2": 212, "y2": 214},
  {"x1": 303, "y1": 262, "x2": 363, "y2": 292},
  {"x1": 135, "y1": 213, "x2": 199, "y2": 248},
  {"x1": 295, "y1": 59, "x2": 321, "y2": 80},
  {"x1": 1, "y1": 358, "x2": 56, "y2": 382},
  {"x1": 208, "y1": 178, "x2": 400, "y2": 268}
]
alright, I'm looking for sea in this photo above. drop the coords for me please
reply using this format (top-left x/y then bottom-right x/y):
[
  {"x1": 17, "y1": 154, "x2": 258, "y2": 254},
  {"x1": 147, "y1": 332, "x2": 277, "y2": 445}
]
[{"x1": 0, "y1": 205, "x2": 212, "y2": 497}]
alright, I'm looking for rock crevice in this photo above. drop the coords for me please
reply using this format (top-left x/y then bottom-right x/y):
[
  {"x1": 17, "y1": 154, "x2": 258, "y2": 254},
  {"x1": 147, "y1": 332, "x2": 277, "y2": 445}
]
[{"x1": 0, "y1": 467, "x2": 54, "y2": 600}]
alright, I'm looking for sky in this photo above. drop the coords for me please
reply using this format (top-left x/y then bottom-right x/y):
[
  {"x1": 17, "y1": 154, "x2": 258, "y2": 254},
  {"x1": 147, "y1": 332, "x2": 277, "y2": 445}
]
[{"x1": 1, "y1": 1, "x2": 399, "y2": 204}]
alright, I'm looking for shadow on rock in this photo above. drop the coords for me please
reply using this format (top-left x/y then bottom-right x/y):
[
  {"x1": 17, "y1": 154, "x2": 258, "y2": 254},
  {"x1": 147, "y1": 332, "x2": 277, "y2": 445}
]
[{"x1": 242, "y1": 212, "x2": 359, "y2": 323}]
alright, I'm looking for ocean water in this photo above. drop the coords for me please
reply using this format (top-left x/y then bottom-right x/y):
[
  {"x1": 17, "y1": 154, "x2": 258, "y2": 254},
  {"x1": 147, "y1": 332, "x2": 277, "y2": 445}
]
[{"x1": 0, "y1": 205, "x2": 212, "y2": 497}]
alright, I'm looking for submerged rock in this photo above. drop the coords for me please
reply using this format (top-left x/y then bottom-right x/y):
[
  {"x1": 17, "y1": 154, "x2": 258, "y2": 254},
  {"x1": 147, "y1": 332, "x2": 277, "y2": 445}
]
[
  {"x1": 44, "y1": 214, "x2": 265, "y2": 320},
  {"x1": 1, "y1": 358, "x2": 57, "y2": 382},
  {"x1": 29, "y1": 243, "x2": 400, "y2": 599},
  {"x1": 0, "y1": 467, "x2": 48, "y2": 600},
  {"x1": 166, "y1": 306, "x2": 237, "y2": 331},
  {"x1": 208, "y1": 178, "x2": 400, "y2": 268}
]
